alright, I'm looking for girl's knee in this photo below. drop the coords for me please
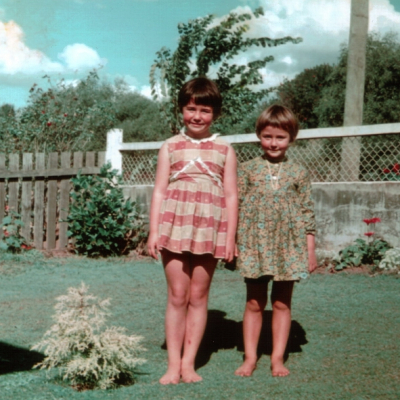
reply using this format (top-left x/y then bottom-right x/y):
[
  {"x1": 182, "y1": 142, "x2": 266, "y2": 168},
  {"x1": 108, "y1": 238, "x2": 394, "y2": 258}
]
[
  {"x1": 168, "y1": 287, "x2": 189, "y2": 308},
  {"x1": 246, "y1": 298, "x2": 267, "y2": 313}
]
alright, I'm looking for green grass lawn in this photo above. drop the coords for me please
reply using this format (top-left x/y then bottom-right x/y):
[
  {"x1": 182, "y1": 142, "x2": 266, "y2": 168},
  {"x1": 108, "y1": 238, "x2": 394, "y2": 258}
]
[{"x1": 0, "y1": 251, "x2": 399, "y2": 400}]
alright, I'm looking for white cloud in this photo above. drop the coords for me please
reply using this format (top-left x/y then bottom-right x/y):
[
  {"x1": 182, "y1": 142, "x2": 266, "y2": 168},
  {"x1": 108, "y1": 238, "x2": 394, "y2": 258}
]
[
  {"x1": 218, "y1": 0, "x2": 400, "y2": 91},
  {"x1": 140, "y1": 85, "x2": 152, "y2": 99},
  {"x1": 0, "y1": 21, "x2": 63, "y2": 75},
  {"x1": 58, "y1": 43, "x2": 106, "y2": 71}
]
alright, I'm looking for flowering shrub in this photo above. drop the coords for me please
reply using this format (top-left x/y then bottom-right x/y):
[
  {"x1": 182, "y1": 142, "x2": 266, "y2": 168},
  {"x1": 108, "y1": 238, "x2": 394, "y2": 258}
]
[
  {"x1": 32, "y1": 283, "x2": 146, "y2": 390},
  {"x1": 382, "y1": 163, "x2": 400, "y2": 181},
  {"x1": 334, "y1": 217, "x2": 391, "y2": 271},
  {"x1": 379, "y1": 248, "x2": 400, "y2": 272}
]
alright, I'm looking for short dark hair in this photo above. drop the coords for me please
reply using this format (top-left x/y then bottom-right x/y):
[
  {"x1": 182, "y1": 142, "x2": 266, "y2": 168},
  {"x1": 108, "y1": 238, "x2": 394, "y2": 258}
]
[
  {"x1": 178, "y1": 77, "x2": 222, "y2": 119},
  {"x1": 256, "y1": 105, "x2": 299, "y2": 142}
]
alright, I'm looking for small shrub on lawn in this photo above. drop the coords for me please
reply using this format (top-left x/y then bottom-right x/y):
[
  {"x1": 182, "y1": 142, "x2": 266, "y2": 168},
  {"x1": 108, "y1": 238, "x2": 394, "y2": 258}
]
[
  {"x1": 66, "y1": 163, "x2": 147, "y2": 257},
  {"x1": 334, "y1": 217, "x2": 391, "y2": 271},
  {"x1": 32, "y1": 283, "x2": 146, "y2": 391},
  {"x1": 0, "y1": 210, "x2": 32, "y2": 253}
]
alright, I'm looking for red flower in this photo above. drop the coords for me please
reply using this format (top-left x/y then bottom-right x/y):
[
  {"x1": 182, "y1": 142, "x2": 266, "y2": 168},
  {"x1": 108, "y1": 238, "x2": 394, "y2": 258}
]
[
  {"x1": 5, "y1": 205, "x2": 9, "y2": 212},
  {"x1": 393, "y1": 163, "x2": 400, "y2": 173},
  {"x1": 41, "y1": 110, "x2": 45, "y2": 114},
  {"x1": 64, "y1": 113, "x2": 68, "y2": 117},
  {"x1": 3, "y1": 230, "x2": 9, "y2": 237},
  {"x1": 363, "y1": 218, "x2": 373, "y2": 225},
  {"x1": 47, "y1": 122, "x2": 52, "y2": 126},
  {"x1": 383, "y1": 168, "x2": 391, "y2": 173},
  {"x1": 21, "y1": 244, "x2": 32, "y2": 250},
  {"x1": 371, "y1": 217, "x2": 381, "y2": 223},
  {"x1": 364, "y1": 232, "x2": 374, "y2": 237}
]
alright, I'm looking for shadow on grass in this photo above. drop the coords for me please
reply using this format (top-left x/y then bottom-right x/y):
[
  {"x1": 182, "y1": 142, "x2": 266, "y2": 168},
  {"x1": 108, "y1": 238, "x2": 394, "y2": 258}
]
[
  {"x1": 0, "y1": 342, "x2": 44, "y2": 375},
  {"x1": 195, "y1": 310, "x2": 308, "y2": 369}
]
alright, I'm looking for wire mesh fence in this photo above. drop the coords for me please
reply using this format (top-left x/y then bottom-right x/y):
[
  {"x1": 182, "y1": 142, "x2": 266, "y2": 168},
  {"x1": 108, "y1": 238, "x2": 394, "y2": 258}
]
[{"x1": 121, "y1": 133, "x2": 400, "y2": 185}]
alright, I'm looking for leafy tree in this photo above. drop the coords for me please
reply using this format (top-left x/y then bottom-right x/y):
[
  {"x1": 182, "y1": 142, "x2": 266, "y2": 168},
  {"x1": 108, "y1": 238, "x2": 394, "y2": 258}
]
[
  {"x1": 17, "y1": 71, "x2": 117, "y2": 153},
  {"x1": 113, "y1": 90, "x2": 169, "y2": 142},
  {"x1": 275, "y1": 64, "x2": 334, "y2": 129},
  {"x1": 316, "y1": 32, "x2": 400, "y2": 127},
  {"x1": 150, "y1": 7, "x2": 302, "y2": 134}
]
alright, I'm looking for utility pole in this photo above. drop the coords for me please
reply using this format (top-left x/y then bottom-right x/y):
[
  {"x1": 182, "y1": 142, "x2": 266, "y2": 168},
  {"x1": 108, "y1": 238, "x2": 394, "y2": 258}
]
[{"x1": 341, "y1": 0, "x2": 369, "y2": 181}]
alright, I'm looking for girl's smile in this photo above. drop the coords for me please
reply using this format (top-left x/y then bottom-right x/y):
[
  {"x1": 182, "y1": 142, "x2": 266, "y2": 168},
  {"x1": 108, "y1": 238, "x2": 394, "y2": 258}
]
[
  {"x1": 182, "y1": 99, "x2": 214, "y2": 139},
  {"x1": 259, "y1": 126, "x2": 291, "y2": 161}
]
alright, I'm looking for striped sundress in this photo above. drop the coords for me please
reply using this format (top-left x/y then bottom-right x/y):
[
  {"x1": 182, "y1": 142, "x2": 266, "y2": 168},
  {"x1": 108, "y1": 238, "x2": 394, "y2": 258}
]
[{"x1": 158, "y1": 131, "x2": 230, "y2": 259}]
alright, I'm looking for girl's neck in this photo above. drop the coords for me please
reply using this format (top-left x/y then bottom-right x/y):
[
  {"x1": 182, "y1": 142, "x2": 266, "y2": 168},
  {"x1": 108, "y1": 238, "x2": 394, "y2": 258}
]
[{"x1": 263, "y1": 154, "x2": 287, "y2": 164}]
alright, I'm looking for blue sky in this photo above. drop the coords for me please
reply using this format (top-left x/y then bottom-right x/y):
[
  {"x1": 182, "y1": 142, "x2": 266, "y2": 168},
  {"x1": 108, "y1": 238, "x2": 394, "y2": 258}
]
[{"x1": 2, "y1": 0, "x2": 400, "y2": 108}]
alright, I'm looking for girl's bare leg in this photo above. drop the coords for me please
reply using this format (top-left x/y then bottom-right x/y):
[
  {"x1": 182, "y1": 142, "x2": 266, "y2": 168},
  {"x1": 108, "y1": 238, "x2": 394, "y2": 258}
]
[
  {"x1": 270, "y1": 281, "x2": 294, "y2": 377},
  {"x1": 181, "y1": 254, "x2": 217, "y2": 383},
  {"x1": 160, "y1": 251, "x2": 191, "y2": 384},
  {"x1": 235, "y1": 282, "x2": 268, "y2": 377}
]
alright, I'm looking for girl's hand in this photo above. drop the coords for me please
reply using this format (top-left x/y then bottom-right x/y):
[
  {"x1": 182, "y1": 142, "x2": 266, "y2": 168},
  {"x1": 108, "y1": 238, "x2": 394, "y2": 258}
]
[
  {"x1": 147, "y1": 232, "x2": 160, "y2": 260},
  {"x1": 308, "y1": 251, "x2": 318, "y2": 273},
  {"x1": 224, "y1": 240, "x2": 236, "y2": 263}
]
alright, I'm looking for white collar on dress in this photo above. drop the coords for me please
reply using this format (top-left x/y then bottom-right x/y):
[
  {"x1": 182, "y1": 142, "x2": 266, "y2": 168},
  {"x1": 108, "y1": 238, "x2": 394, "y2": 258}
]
[{"x1": 180, "y1": 129, "x2": 220, "y2": 143}]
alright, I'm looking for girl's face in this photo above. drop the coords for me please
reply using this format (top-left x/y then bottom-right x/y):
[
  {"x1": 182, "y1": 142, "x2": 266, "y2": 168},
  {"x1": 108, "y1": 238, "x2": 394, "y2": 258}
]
[
  {"x1": 182, "y1": 98, "x2": 214, "y2": 139},
  {"x1": 259, "y1": 125, "x2": 291, "y2": 161}
]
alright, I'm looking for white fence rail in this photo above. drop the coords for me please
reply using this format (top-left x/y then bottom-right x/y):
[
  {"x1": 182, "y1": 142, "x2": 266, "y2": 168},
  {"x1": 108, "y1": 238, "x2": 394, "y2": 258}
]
[{"x1": 105, "y1": 123, "x2": 400, "y2": 184}]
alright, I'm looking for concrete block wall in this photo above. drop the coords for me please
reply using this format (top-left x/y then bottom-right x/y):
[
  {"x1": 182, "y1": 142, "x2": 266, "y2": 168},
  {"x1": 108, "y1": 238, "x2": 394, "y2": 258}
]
[{"x1": 124, "y1": 182, "x2": 400, "y2": 253}]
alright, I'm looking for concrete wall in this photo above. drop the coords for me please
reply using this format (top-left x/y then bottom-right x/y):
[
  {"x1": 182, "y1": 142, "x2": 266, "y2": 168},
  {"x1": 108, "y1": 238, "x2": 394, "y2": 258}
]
[{"x1": 124, "y1": 182, "x2": 400, "y2": 253}]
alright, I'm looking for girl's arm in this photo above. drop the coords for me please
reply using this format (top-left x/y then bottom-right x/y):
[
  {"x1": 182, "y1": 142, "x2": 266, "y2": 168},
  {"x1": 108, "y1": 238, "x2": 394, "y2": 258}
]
[
  {"x1": 307, "y1": 234, "x2": 317, "y2": 273},
  {"x1": 297, "y1": 166, "x2": 317, "y2": 272},
  {"x1": 147, "y1": 143, "x2": 170, "y2": 260},
  {"x1": 223, "y1": 145, "x2": 238, "y2": 262}
]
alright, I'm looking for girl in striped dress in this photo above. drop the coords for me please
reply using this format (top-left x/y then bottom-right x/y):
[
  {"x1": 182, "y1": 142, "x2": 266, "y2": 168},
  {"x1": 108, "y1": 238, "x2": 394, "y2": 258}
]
[{"x1": 147, "y1": 77, "x2": 238, "y2": 384}]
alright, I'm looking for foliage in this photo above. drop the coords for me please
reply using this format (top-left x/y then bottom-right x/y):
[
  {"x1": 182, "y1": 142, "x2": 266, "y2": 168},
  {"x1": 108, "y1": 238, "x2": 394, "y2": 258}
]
[
  {"x1": 275, "y1": 64, "x2": 334, "y2": 129},
  {"x1": 65, "y1": 163, "x2": 146, "y2": 257},
  {"x1": 316, "y1": 32, "x2": 400, "y2": 127},
  {"x1": 32, "y1": 283, "x2": 146, "y2": 390},
  {"x1": 113, "y1": 89, "x2": 170, "y2": 142},
  {"x1": 0, "y1": 210, "x2": 31, "y2": 253},
  {"x1": 379, "y1": 248, "x2": 400, "y2": 272},
  {"x1": 150, "y1": 7, "x2": 302, "y2": 134},
  {"x1": 334, "y1": 217, "x2": 391, "y2": 270},
  {"x1": 382, "y1": 163, "x2": 400, "y2": 181},
  {"x1": 0, "y1": 71, "x2": 118, "y2": 153}
]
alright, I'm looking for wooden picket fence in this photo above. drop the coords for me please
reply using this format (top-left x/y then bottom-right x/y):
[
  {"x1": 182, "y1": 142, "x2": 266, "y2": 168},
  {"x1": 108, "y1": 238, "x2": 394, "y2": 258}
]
[{"x1": 0, "y1": 151, "x2": 105, "y2": 251}]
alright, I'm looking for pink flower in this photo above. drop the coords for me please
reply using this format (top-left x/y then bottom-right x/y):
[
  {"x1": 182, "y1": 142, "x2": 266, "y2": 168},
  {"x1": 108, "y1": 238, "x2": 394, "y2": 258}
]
[
  {"x1": 3, "y1": 230, "x2": 8, "y2": 237},
  {"x1": 364, "y1": 232, "x2": 374, "y2": 237},
  {"x1": 5, "y1": 205, "x2": 9, "y2": 212}
]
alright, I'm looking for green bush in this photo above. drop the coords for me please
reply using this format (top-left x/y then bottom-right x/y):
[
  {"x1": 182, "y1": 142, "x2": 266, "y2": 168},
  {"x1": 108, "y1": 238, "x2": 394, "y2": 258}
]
[
  {"x1": 0, "y1": 210, "x2": 31, "y2": 253},
  {"x1": 32, "y1": 283, "x2": 146, "y2": 390},
  {"x1": 66, "y1": 163, "x2": 146, "y2": 257}
]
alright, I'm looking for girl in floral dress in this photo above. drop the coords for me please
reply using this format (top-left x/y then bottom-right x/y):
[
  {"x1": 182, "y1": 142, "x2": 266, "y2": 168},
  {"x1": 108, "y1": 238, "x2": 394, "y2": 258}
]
[
  {"x1": 235, "y1": 105, "x2": 317, "y2": 378},
  {"x1": 147, "y1": 77, "x2": 238, "y2": 384}
]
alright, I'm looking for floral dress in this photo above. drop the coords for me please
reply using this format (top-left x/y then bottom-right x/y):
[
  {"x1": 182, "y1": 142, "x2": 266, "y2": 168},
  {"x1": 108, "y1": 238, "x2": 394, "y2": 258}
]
[
  {"x1": 158, "y1": 132, "x2": 230, "y2": 258},
  {"x1": 236, "y1": 155, "x2": 315, "y2": 281}
]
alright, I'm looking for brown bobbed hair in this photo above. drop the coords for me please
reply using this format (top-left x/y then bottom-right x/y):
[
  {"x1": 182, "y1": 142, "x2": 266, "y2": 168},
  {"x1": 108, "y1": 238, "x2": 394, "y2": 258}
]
[
  {"x1": 256, "y1": 104, "x2": 299, "y2": 142},
  {"x1": 178, "y1": 77, "x2": 222, "y2": 119}
]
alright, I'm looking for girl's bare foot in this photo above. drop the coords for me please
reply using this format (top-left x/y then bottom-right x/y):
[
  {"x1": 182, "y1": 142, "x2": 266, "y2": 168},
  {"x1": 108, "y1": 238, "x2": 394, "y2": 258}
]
[
  {"x1": 181, "y1": 366, "x2": 203, "y2": 383},
  {"x1": 235, "y1": 359, "x2": 257, "y2": 377},
  {"x1": 159, "y1": 368, "x2": 181, "y2": 385},
  {"x1": 271, "y1": 357, "x2": 290, "y2": 377}
]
